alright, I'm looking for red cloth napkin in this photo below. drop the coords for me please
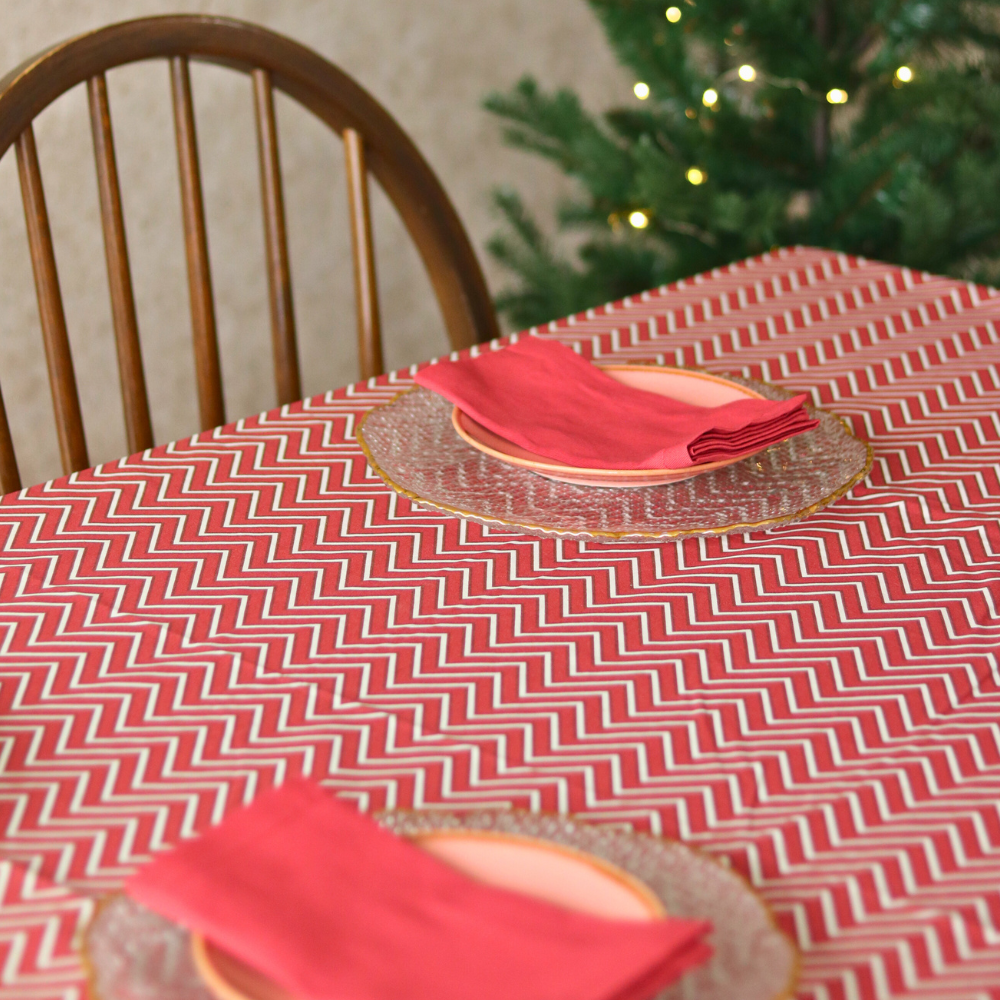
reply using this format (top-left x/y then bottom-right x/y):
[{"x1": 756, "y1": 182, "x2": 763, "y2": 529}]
[
  {"x1": 127, "y1": 781, "x2": 711, "y2": 1000},
  {"x1": 415, "y1": 336, "x2": 818, "y2": 469}
]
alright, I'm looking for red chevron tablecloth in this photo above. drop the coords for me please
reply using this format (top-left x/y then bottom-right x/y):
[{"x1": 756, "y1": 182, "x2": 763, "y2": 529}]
[{"x1": 1, "y1": 247, "x2": 999, "y2": 1000}]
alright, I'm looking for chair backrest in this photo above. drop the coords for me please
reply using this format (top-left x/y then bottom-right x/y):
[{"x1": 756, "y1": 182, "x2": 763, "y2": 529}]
[{"x1": 0, "y1": 14, "x2": 499, "y2": 493}]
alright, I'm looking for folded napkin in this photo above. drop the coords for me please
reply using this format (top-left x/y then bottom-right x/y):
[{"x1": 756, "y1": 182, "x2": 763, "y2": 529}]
[
  {"x1": 128, "y1": 781, "x2": 711, "y2": 1000},
  {"x1": 415, "y1": 336, "x2": 818, "y2": 469}
]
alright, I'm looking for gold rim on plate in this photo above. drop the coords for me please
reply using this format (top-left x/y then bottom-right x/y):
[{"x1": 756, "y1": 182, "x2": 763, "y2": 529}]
[
  {"x1": 404, "y1": 826, "x2": 668, "y2": 917},
  {"x1": 450, "y1": 365, "x2": 770, "y2": 482}
]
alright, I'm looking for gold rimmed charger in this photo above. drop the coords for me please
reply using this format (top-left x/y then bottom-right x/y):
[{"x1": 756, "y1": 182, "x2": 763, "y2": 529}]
[
  {"x1": 82, "y1": 809, "x2": 799, "y2": 1000},
  {"x1": 356, "y1": 367, "x2": 872, "y2": 541}
]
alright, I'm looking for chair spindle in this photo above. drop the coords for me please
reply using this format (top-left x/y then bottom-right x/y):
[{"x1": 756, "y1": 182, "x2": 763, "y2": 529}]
[
  {"x1": 0, "y1": 386, "x2": 22, "y2": 494},
  {"x1": 252, "y1": 68, "x2": 301, "y2": 407},
  {"x1": 15, "y1": 125, "x2": 89, "y2": 475},
  {"x1": 170, "y1": 56, "x2": 225, "y2": 430},
  {"x1": 88, "y1": 73, "x2": 154, "y2": 454},
  {"x1": 343, "y1": 128, "x2": 384, "y2": 380}
]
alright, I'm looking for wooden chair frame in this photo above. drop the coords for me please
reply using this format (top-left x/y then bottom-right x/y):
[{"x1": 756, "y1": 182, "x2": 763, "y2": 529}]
[{"x1": 0, "y1": 15, "x2": 498, "y2": 492}]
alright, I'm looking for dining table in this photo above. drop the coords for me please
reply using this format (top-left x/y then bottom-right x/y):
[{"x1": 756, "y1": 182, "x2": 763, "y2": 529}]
[{"x1": 1, "y1": 244, "x2": 998, "y2": 1000}]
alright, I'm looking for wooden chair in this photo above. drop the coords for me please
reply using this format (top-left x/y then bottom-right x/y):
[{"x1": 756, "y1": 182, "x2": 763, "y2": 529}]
[{"x1": 0, "y1": 14, "x2": 499, "y2": 492}]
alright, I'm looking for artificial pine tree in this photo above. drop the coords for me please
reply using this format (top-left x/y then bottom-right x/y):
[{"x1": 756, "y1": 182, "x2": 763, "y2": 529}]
[{"x1": 484, "y1": 0, "x2": 1000, "y2": 327}]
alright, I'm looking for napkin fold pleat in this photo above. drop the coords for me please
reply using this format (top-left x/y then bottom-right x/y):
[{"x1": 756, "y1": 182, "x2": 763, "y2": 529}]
[
  {"x1": 415, "y1": 336, "x2": 818, "y2": 470},
  {"x1": 689, "y1": 409, "x2": 817, "y2": 462},
  {"x1": 128, "y1": 780, "x2": 712, "y2": 1000}
]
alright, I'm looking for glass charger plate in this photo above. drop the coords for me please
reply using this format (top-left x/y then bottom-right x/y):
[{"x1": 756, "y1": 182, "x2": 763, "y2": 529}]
[
  {"x1": 357, "y1": 376, "x2": 872, "y2": 541},
  {"x1": 82, "y1": 810, "x2": 797, "y2": 1000}
]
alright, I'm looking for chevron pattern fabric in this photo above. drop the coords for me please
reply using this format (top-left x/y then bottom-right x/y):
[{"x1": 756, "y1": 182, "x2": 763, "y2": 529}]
[
  {"x1": 0, "y1": 861, "x2": 91, "y2": 999},
  {"x1": 1, "y1": 247, "x2": 998, "y2": 999}
]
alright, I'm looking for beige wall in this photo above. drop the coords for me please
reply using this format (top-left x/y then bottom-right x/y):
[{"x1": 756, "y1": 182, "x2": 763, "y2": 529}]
[{"x1": 0, "y1": 0, "x2": 631, "y2": 487}]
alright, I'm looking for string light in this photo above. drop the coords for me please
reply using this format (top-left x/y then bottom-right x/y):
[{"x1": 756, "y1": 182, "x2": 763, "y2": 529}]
[
  {"x1": 665, "y1": 7, "x2": 682, "y2": 22},
  {"x1": 702, "y1": 88, "x2": 719, "y2": 106},
  {"x1": 826, "y1": 88, "x2": 848, "y2": 104},
  {"x1": 738, "y1": 64, "x2": 756, "y2": 82},
  {"x1": 629, "y1": 210, "x2": 650, "y2": 229},
  {"x1": 634, "y1": 81, "x2": 650, "y2": 99},
  {"x1": 895, "y1": 65, "x2": 913, "y2": 82},
  {"x1": 685, "y1": 107, "x2": 697, "y2": 118},
  {"x1": 686, "y1": 167, "x2": 707, "y2": 185}
]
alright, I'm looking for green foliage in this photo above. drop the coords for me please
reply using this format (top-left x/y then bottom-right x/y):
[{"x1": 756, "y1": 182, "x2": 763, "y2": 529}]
[{"x1": 483, "y1": 0, "x2": 1000, "y2": 328}]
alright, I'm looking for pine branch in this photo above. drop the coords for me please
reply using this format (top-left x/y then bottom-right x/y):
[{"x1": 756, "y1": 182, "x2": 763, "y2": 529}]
[{"x1": 482, "y1": 0, "x2": 1000, "y2": 326}]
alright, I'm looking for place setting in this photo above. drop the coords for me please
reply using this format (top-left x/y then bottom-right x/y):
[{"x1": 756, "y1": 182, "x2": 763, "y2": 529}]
[
  {"x1": 358, "y1": 336, "x2": 872, "y2": 541},
  {"x1": 83, "y1": 780, "x2": 798, "y2": 1000}
]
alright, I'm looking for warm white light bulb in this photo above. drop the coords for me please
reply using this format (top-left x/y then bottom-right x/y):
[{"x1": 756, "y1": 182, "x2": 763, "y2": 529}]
[
  {"x1": 666, "y1": 6, "x2": 682, "y2": 22},
  {"x1": 686, "y1": 167, "x2": 706, "y2": 185},
  {"x1": 702, "y1": 88, "x2": 719, "y2": 107},
  {"x1": 826, "y1": 88, "x2": 848, "y2": 104},
  {"x1": 738, "y1": 64, "x2": 756, "y2": 82},
  {"x1": 895, "y1": 65, "x2": 913, "y2": 82},
  {"x1": 629, "y1": 210, "x2": 650, "y2": 229},
  {"x1": 634, "y1": 81, "x2": 650, "y2": 100}
]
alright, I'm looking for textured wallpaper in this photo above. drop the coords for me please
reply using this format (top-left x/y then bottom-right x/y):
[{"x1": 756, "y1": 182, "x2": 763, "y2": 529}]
[{"x1": 0, "y1": 0, "x2": 629, "y2": 487}]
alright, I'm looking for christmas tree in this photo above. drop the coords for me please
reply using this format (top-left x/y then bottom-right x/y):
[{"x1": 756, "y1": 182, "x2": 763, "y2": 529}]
[{"x1": 484, "y1": 0, "x2": 1000, "y2": 328}]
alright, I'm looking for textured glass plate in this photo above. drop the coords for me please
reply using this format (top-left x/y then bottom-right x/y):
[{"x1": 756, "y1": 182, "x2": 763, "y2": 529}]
[
  {"x1": 357, "y1": 375, "x2": 872, "y2": 541},
  {"x1": 82, "y1": 810, "x2": 797, "y2": 1000}
]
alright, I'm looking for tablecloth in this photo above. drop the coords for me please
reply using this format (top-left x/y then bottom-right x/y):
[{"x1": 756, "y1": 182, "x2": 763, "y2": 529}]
[{"x1": 1, "y1": 246, "x2": 998, "y2": 999}]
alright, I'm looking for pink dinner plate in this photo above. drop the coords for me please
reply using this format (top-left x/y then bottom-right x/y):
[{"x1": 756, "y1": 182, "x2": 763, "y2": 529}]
[
  {"x1": 451, "y1": 364, "x2": 771, "y2": 487},
  {"x1": 190, "y1": 829, "x2": 664, "y2": 1000}
]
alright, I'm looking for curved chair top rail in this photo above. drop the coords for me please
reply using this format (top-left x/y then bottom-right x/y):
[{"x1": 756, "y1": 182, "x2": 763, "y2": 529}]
[{"x1": 0, "y1": 15, "x2": 498, "y2": 353}]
